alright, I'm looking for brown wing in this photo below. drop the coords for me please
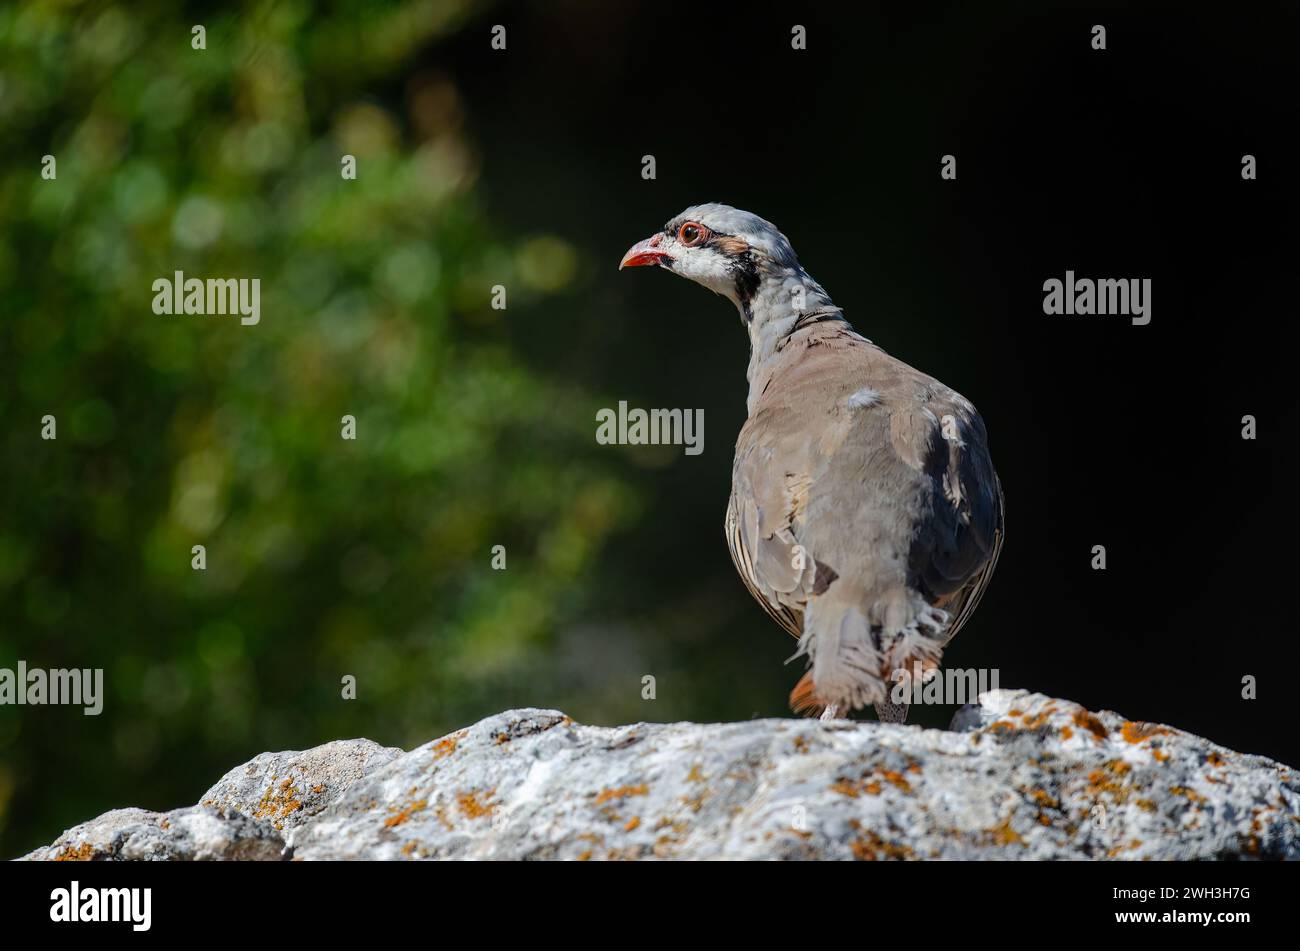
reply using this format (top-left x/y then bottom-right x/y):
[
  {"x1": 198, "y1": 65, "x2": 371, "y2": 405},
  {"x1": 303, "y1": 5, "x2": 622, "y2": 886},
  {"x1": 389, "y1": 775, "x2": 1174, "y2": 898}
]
[
  {"x1": 724, "y1": 487, "x2": 804, "y2": 641},
  {"x1": 935, "y1": 478, "x2": 1004, "y2": 645},
  {"x1": 898, "y1": 387, "x2": 1005, "y2": 644}
]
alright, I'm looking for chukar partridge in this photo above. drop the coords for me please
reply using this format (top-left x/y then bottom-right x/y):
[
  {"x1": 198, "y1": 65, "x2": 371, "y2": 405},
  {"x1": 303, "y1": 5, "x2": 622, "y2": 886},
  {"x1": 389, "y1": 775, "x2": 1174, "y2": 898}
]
[{"x1": 620, "y1": 203, "x2": 1004, "y2": 723}]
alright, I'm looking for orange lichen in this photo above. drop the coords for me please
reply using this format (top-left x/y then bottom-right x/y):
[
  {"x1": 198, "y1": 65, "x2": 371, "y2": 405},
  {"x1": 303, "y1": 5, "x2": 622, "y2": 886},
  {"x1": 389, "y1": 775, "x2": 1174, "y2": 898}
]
[
  {"x1": 1087, "y1": 760, "x2": 1135, "y2": 804},
  {"x1": 847, "y1": 821, "x2": 915, "y2": 860},
  {"x1": 1072, "y1": 710, "x2": 1109, "y2": 740},
  {"x1": 1029, "y1": 789, "x2": 1059, "y2": 808},
  {"x1": 594, "y1": 784, "x2": 648, "y2": 805},
  {"x1": 989, "y1": 820, "x2": 1024, "y2": 846},
  {"x1": 1021, "y1": 709, "x2": 1054, "y2": 730},
  {"x1": 623, "y1": 816, "x2": 641, "y2": 832},
  {"x1": 833, "y1": 765, "x2": 911, "y2": 798},
  {"x1": 1121, "y1": 721, "x2": 1171, "y2": 743},
  {"x1": 605, "y1": 845, "x2": 645, "y2": 860},
  {"x1": 1106, "y1": 838, "x2": 1143, "y2": 858},
  {"x1": 384, "y1": 798, "x2": 428, "y2": 827},
  {"x1": 253, "y1": 777, "x2": 304, "y2": 822},
  {"x1": 457, "y1": 790, "x2": 497, "y2": 819},
  {"x1": 686, "y1": 764, "x2": 706, "y2": 783},
  {"x1": 680, "y1": 791, "x2": 709, "y2": 813},
  {"x1": 881, "y1": 770, "x2": 912, "y2": 793},
  {"x1": 652, "y1": 836, "x2": 678, "y2": 858},
  {"x1": 431, "y1": 736, "x2": 459, "y2": 761},
  {"x1": 54, "y1": 842, "x2": 95, "y2": 861}
]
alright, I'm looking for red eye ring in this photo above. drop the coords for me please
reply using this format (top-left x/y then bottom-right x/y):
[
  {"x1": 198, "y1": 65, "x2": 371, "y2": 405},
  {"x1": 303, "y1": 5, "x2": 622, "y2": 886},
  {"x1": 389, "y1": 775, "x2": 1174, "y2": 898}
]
[{"x1": 677, "y1": 221, "x2": 708, "y2": 246}]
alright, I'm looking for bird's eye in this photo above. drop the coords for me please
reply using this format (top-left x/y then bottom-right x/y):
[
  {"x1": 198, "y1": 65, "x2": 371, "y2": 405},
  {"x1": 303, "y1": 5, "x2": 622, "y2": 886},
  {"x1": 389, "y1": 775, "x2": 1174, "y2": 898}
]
[{"x1": 678, "y1": 222, "x2": 707, "y2": 246}]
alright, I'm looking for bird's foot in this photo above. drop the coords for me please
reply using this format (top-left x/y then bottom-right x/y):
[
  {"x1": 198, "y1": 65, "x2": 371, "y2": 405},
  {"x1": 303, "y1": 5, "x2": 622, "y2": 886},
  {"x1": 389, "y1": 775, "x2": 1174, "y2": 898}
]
[{"x1": 873, "y1": 698, "x2": 910, "y2": 724}]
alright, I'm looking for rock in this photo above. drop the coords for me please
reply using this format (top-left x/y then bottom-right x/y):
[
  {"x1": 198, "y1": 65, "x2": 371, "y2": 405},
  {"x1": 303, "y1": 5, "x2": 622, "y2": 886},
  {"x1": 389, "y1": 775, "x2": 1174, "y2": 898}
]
[
  {"x1": 19, "y1": 690, "x2": 1300, "y2": 860},
  {"x1": 947, "y1": 702, "x2": 986, "y2": 732},
  {"x1": 292, "y1": 709, "x2": 576, "y2": 860},
  {"x1": 19, "y1": 806, "x2": 285, "y2": 861},
  {"x1": 198, "y1": 738, "x2": 402, "y2": 846}
]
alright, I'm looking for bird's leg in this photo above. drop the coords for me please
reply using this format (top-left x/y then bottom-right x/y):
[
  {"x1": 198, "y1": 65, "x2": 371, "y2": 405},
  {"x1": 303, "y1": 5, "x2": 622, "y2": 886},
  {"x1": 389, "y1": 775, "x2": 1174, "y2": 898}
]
[
  {"x1": 819, "y1": 704, "x2": 840, "y2": 722},
  {"x1": 873, "y1": 698, "x2": 910, "y2": 724}
]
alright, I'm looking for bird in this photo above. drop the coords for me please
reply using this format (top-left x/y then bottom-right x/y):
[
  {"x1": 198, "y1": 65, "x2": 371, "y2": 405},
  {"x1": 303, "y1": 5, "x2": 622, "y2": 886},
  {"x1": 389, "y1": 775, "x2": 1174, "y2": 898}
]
[{"x1": 620, "y1": 203, "x2": 1004, "y2": 723}]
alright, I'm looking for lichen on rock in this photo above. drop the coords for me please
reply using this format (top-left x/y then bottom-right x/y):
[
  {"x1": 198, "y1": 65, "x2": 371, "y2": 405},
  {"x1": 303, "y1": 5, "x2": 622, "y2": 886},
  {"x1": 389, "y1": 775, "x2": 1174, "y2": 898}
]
[{"x1": 18, "y1": 691, "x2": 1300, "y2": 861}]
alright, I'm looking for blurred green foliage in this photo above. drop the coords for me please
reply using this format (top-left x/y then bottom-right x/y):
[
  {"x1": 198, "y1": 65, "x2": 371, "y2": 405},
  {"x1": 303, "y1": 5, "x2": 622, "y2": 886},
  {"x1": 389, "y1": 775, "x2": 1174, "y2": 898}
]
[{"x1": 0, "y1": 0, "x2": 666, "y2": 856}]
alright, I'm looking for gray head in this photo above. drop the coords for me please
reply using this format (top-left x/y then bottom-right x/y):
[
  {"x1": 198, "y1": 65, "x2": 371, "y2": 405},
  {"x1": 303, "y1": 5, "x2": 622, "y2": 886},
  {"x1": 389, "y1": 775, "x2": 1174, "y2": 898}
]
[{"x1": 620, "y1": 203, "x2": 838, "y2": 327}]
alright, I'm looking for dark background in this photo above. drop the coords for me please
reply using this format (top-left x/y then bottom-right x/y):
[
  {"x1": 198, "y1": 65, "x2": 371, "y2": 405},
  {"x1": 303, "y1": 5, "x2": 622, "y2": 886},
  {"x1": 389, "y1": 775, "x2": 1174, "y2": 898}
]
[
  {"x1": 1, "y1": 0, "x2": 1295, "y2": 857},
  {"x1": 465, "y1": 1, "x2": 1296, "y2": 746}
]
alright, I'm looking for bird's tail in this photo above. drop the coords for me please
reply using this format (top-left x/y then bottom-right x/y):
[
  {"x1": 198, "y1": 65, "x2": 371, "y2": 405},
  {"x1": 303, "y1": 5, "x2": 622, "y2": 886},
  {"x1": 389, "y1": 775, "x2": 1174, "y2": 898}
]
[
  {"x1": 792, "y1": 594, "x2": 887, "y2": 712},
  {"x1": 791, "y1": 590, "x2": 950, "y2": 716}
]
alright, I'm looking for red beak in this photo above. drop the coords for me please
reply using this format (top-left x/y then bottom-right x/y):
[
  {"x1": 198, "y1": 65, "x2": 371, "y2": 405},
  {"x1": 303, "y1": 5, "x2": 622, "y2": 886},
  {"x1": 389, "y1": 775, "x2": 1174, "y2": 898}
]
[{"x1": 619, "y1": 233, "x2": 671, "y2": 270}]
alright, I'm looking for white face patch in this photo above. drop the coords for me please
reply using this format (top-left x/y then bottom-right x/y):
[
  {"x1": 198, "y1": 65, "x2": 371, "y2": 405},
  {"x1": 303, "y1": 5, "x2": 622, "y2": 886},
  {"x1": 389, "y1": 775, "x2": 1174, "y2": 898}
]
[
  {"x1": 847, "y1": 387, "x2": 880, "y2": 409},
  {"x1": 669, "y1": 244, "x2": 738, "y2": 301}
]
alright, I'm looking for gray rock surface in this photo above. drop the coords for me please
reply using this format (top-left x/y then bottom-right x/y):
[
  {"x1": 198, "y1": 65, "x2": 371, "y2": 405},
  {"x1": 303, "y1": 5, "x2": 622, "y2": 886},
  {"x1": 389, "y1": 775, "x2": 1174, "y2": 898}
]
[
  {"x1": 19, "y1": 690, "x2": 1300, "y2": 860},
  {"x1": 198, "y1": 738, "x2": 402, "y2": 846},
  {"x1": 20, "y1": 806, "x2": 284, "y2": 861}
]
